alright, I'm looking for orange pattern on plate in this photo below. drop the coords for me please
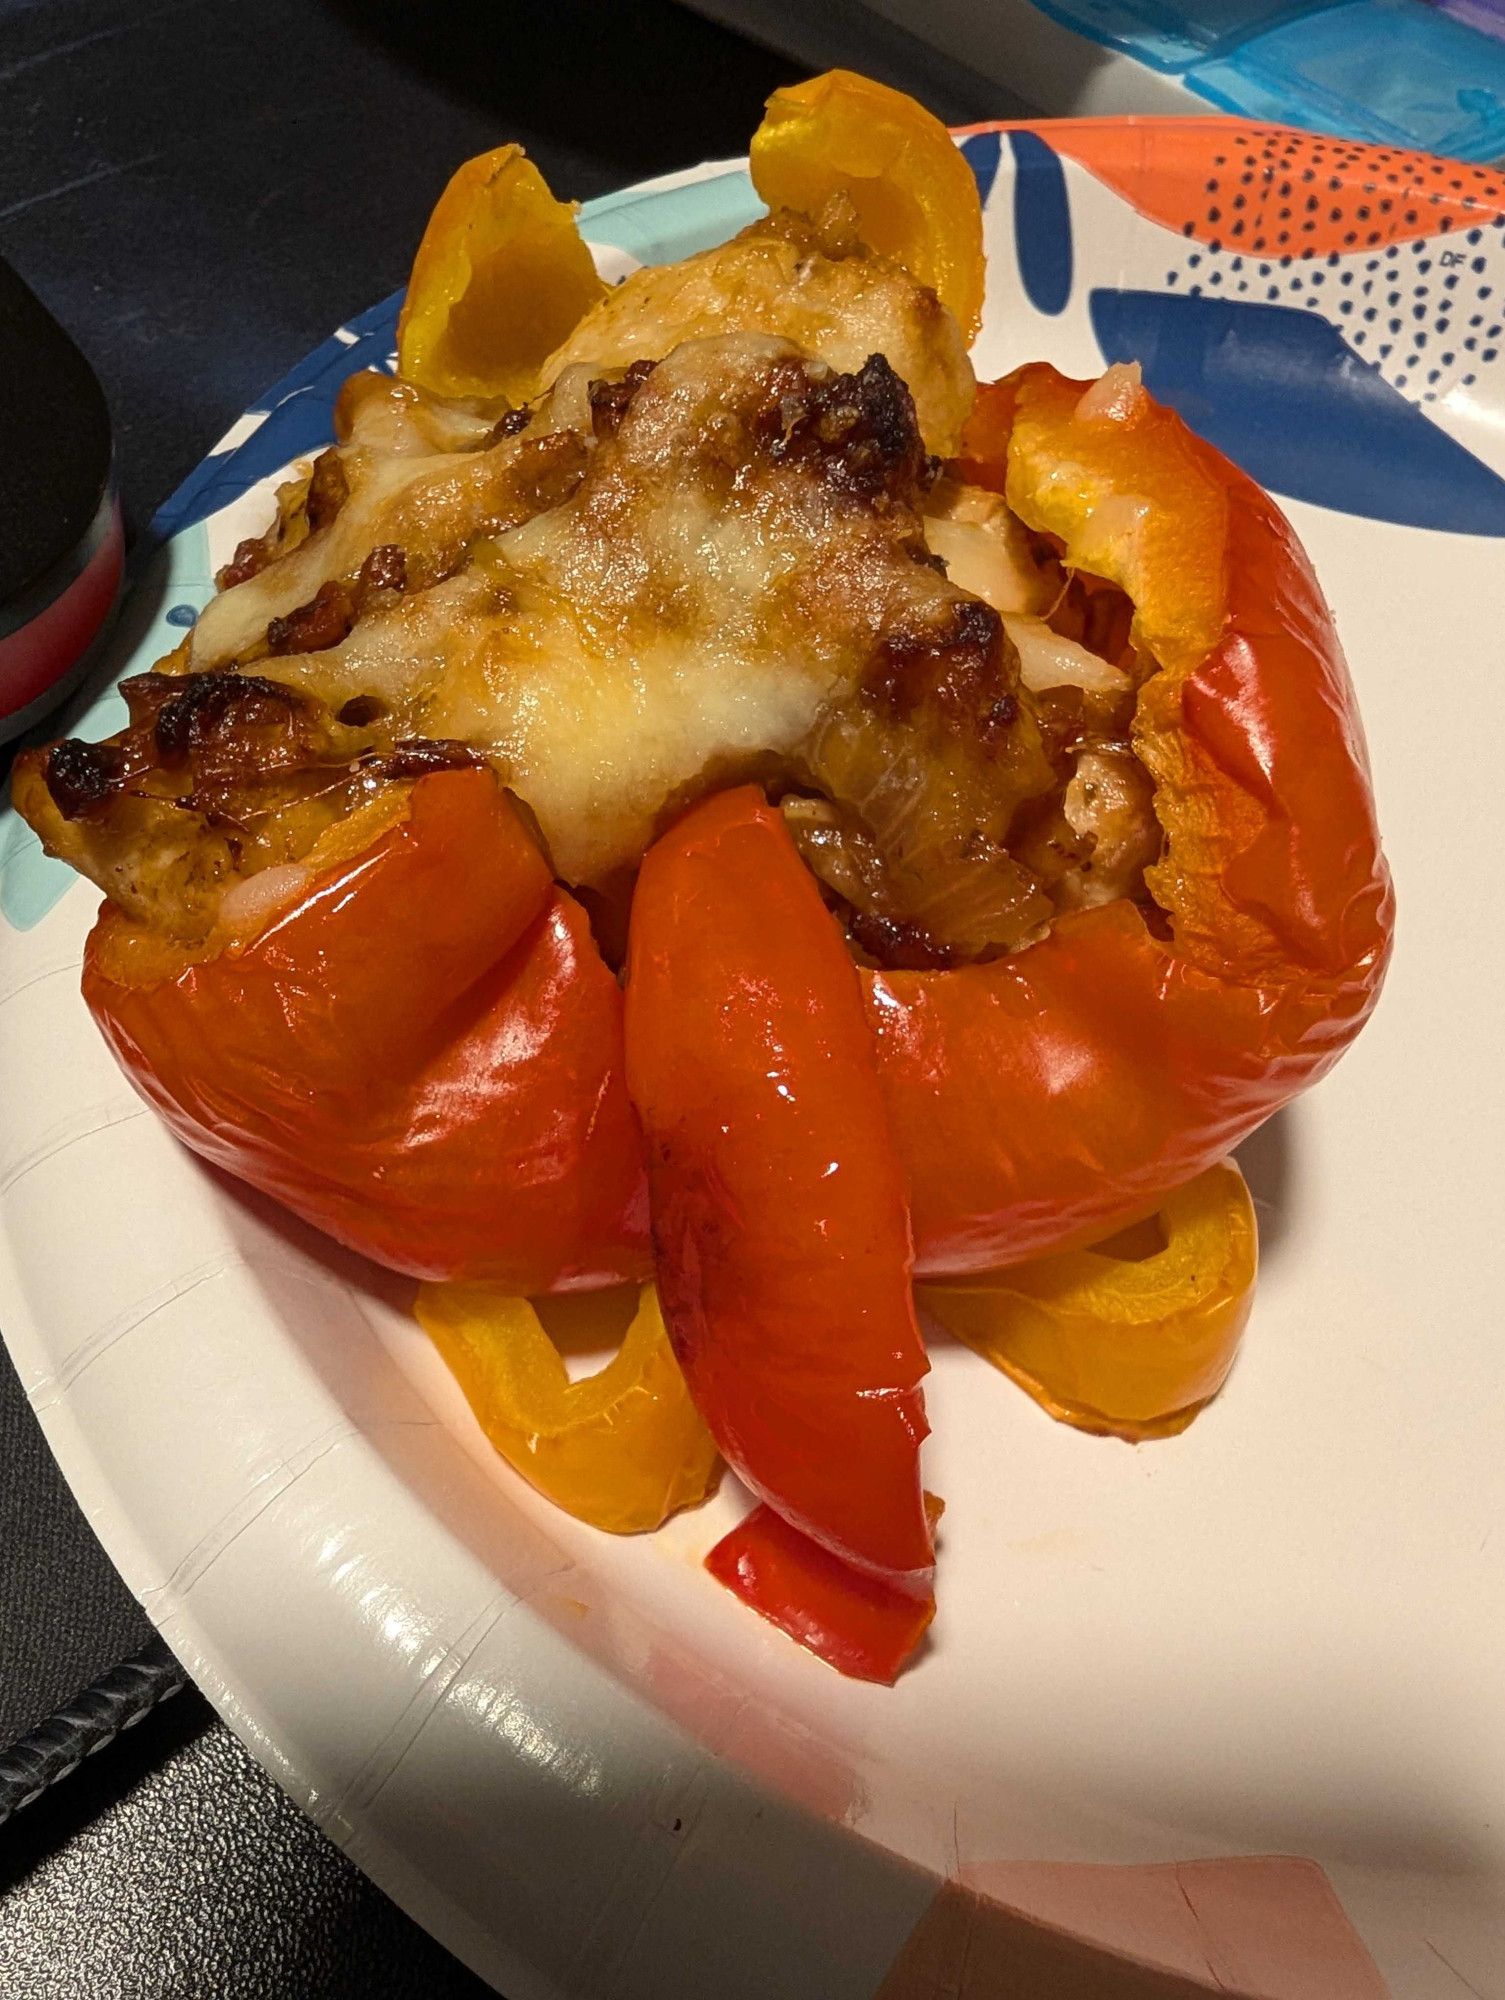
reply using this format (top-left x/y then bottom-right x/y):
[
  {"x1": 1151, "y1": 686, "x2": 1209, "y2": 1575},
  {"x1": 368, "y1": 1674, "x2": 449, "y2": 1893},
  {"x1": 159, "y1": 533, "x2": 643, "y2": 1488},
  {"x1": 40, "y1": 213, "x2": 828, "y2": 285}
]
[{"x1": 963, "y1": 117, "x2": 1505, "y2": 256}]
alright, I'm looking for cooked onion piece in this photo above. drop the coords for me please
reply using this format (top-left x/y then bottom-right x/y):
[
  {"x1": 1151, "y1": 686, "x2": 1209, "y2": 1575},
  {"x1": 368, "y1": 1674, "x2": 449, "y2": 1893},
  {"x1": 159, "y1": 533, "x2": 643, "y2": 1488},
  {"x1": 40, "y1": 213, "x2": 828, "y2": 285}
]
[
  {"x1": 922, "y1": 479, "x2": 1058, "y2": 616},
  {"x1": 1006, "y1": 617, "x2": 1130, "y2": 697},
  {"x1": 1062, "y1": 748, "x2": 1162, "y2": 909}
]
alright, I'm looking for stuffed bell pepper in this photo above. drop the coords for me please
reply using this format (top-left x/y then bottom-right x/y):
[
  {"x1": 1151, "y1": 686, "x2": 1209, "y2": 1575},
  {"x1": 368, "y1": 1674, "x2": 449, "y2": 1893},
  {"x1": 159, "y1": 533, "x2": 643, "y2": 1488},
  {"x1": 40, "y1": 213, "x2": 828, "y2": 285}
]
[{"x1": 13, "y1": 72, "x2": 1392, "y2": 1681}]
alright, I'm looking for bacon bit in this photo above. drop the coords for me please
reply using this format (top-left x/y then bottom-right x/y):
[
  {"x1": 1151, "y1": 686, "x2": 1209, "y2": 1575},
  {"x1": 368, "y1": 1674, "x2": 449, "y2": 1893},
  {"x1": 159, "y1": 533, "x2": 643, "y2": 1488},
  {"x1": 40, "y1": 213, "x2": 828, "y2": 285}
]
[
  {"x1": 267, "y1": 580, "x2": 357, "y2": 656},
  {"x1": 484, "y1": 405, "x2": 533, "y2": 447},
  {"x1": 763, "y1": 352, "x2": 934, "y2": 504},
  {"x1": 218, "y1": 451, "x2": 347, "y2": 592},
  {"x1": 305, "y1": 448, "x2": 351, "y2": 533},
  {"x1": 262, "y1": 543, "x2": 403, "y2": 663},
  {"x1": 45, "y1": 739, "x2": 126, "y2": 820},
  {"x1": 358, "y1": 543, "x2": 407, "y2": 595},
  {"x1": 587, "y1": 359, "x2": 657, "y2": 440},
  {"x1": 218, "y1": 536, "x2": 271, "y2": 591},
  {"x1": 382, "y1": 739, "x2": 485, "y2": 779}
]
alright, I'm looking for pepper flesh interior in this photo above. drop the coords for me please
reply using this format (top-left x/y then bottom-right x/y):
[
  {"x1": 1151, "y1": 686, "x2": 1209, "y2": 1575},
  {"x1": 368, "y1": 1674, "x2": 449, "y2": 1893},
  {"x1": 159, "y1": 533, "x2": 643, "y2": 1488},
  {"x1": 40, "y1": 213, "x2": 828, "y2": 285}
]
[{"x1": 396, "y1": 145, "x2": 607, "y2": 403}]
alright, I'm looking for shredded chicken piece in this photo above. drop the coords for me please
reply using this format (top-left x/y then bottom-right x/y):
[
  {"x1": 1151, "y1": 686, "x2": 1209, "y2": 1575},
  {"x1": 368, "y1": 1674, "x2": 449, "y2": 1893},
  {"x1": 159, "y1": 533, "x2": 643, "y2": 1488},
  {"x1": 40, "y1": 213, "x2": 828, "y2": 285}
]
[
  {"x1": 1012, "y1": 739, "x2": 1162, "y2": 915},
  {"x1": 542, "y1": 201, "x2": 975, "y2": 456},
  {"x1": 1063, "y1": 748, "x2": 1162, "y2": 908},
  {"x1": 12, "y1": 669, "x2": 478, "y2": 940}
]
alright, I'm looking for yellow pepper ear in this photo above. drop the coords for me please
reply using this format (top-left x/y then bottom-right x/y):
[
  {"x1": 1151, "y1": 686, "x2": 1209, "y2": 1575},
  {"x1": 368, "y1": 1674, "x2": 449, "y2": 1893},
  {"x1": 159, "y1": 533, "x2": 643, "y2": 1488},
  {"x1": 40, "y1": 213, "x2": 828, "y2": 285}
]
[
  {"x1": 414, "y1": 1282, "x2": 719, "y2": 1533},
  {"x1": 749, "y1": 69, "x2": 986, "y2": 346},
  {"x1": 396, "y1": 145, "x2": 607, "y2": 404},
  {"x1": 918, "y1": 1161, "x2": 1258, "y2": 1441}
]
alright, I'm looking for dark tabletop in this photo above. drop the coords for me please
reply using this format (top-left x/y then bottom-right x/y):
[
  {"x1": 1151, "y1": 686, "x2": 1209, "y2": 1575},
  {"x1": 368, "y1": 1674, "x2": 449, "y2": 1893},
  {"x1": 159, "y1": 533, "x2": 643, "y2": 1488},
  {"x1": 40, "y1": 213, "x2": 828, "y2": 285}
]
[{"x1": 0, "y1": 3, "x2": 1015, "y2": 1994}]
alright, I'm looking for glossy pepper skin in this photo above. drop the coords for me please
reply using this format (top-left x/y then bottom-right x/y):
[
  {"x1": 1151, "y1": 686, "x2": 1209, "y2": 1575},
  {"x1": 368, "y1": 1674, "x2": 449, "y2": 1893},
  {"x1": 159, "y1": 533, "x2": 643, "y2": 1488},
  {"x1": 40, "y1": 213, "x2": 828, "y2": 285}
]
[
  {"x1": 867, "y1": 364, "x2": 1395, "y2": 1274},
  {"x1": 706, "y1": 1503, "x2": 936, "y2": 1685},
  {"x1": 84, "y1": 769, "x2": 650, "y2": 1291},
  {"x1": 624, "y1": 786, "x2": 933, "y2": 1590}
]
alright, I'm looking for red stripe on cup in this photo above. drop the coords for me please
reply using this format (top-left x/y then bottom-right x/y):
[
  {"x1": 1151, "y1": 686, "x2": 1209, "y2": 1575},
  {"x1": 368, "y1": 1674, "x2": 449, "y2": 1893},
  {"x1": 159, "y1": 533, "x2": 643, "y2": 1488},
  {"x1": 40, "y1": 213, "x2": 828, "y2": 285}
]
[{"x1": 0, "y1": 497, "x2": 124, "y2": 724}]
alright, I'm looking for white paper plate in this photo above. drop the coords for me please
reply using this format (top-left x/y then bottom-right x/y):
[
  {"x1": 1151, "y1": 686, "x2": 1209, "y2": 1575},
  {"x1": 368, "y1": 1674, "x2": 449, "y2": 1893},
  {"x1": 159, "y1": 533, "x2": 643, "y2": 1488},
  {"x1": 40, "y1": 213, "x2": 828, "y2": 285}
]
[{"x1": 3, "y1": 125, "x2": 1504, "y2": 1998}]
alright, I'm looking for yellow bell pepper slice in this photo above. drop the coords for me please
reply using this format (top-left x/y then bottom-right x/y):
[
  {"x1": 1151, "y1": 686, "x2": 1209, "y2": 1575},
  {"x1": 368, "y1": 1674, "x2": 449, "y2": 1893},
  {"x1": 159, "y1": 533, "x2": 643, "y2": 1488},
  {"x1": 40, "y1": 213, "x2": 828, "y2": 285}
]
[
  {"x1": 396, "y1": 144, "x2": 607, "y2": 403},
  {"x1": 414, "y1": 1281, "x2": 718, "y2": 1532},
  {"x1": 749, "y1": 68, "x2": 986, "y2": 345},
  {"x1": 918, "y1": 1161, "x2": 1258, "y2": 1441}
]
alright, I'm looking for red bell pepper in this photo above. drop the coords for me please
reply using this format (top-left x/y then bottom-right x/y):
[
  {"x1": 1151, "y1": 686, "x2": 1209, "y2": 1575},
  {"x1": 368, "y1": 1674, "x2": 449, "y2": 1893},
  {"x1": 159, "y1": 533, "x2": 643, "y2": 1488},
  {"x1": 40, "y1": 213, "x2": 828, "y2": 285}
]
[
  {"x1": 625, "y1": 786, "x2": 933, "y2": 1658},
  {"x1": 26, "y1": 366, "x2": 1392, "y2": 1302},
  {"x1": 16, "y1": 366, "x2": 1394, "y2": 1681},
  {"x1": 868, "y1": 365, "x2": 1394, "y2": 1273},
  {"x1": 706, "y1": 1503, "x2": 935, "y2": 1685},
  {"x1": 83, "y1": 769, "x2": 649, "y2": 1290}
]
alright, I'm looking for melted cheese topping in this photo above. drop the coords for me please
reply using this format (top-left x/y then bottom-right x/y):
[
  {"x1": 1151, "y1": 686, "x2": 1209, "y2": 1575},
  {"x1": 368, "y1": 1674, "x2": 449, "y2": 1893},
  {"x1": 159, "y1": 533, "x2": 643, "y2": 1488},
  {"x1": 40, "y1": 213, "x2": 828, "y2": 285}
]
[
  {"x1": 296, "y1": 334, "x2": 990, "y2": 884},
  {"x1": 192, "y1": 397, "x2": 588, "y2": 670},
  {"x1": 20, "y1": 318, "x2": 1152, "y2": 960}
]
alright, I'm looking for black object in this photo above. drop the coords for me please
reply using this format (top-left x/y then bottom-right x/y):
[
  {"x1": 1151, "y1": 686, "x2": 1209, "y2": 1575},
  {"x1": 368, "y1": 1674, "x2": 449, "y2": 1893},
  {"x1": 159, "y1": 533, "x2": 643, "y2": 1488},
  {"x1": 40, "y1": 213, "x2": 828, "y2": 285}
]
[
  {"x1": 0, "y1": 256, "x2": 122, "y2": 744},
  {"x1": 0, "y1": 1637, "x2": 186, "y2": 1828},
  {"x1": 0, "y1": 1680, "x2": 494, "y2": 1998}
]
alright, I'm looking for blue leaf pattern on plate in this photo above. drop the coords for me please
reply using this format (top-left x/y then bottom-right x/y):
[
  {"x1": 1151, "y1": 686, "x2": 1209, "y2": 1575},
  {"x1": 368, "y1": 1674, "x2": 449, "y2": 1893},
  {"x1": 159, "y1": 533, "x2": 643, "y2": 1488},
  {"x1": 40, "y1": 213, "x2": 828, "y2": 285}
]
[
  {"x1": 1090, "y1": 286, "x2": 1505, "y2": 534},
  {"x1": 1009, "y1": 131, "x2": 1073, "y2": 317}
]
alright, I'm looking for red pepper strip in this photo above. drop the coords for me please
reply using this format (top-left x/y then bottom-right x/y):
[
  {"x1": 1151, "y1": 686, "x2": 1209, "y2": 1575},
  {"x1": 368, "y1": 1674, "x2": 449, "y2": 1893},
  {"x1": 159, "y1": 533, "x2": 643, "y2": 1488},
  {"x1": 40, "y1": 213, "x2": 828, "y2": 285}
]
[
  {"x1": 625, "y1": 784, "x2": 933, "y2": 1588},
  {"x1": 707, "y1": 1503, "x2": 935, "y2": 1684}
]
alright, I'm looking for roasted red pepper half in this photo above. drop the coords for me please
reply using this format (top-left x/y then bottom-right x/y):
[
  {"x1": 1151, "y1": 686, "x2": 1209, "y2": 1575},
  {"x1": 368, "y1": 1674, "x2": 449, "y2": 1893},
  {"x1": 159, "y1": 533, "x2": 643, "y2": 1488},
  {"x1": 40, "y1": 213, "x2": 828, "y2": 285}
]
[
  {"x1": 868, "y1": 363, "x2": 1395, "y2": 1273},
  {"x1": 625, "y1": 786, "x2": 933, "y2": 1662},
  {"x1": 83, "y1": 768, "x2": 649, "y2": 1290}
]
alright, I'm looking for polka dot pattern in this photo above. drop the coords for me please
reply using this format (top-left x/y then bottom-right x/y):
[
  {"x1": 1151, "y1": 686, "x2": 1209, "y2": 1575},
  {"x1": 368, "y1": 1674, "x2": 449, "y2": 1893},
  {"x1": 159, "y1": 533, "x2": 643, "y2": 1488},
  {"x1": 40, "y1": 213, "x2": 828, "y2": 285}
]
[
  {"x1": 1180, "y1": 130, "x2": 1505, "y2": 257},
  {"x1": 1046, "y1": 119, "x2": 1505, "y2": 255},
  {"x1": 1026, "y1": 117, "x2": 1505, "y2": 411},
  {"x1": 1163, "y1": 215, "x2": 1505, "y2": 404}
]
